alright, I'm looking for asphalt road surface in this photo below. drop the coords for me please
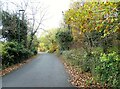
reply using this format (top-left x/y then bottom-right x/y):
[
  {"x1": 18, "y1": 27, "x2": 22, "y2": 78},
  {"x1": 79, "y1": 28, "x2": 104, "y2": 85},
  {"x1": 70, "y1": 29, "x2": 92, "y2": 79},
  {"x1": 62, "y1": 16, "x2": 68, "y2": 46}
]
[{"x1": 2, "y1": 53, "x2": 73, "y2": 87}]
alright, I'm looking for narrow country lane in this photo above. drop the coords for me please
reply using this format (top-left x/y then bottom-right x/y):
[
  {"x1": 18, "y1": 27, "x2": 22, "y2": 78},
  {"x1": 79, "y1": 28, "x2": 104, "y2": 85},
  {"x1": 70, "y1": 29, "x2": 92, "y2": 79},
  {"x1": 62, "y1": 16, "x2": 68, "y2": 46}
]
[{"x1": 2, "y1": 53, "x2": 73, "y2": 87}]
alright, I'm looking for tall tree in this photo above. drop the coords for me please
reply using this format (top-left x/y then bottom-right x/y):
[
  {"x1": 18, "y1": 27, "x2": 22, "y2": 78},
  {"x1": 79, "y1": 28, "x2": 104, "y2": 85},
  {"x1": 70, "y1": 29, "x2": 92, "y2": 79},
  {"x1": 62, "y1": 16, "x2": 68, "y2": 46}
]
[
  {"x1": 2, "y1": 11, "x2": 28, "y2": 45},
  {"x1": 64, "y1": 1, "x2": 119, "y2": 53},
  {"x1": 1, "y1": 0, "x2": 46, "y2": 48}
]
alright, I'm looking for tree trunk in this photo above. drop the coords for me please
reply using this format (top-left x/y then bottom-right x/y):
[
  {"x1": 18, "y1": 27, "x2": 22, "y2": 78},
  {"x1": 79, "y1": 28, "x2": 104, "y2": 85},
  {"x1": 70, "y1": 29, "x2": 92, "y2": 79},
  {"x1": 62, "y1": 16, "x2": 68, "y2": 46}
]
[{"x1": 29, "y1": 34, "x2": 34, "y2": 49}]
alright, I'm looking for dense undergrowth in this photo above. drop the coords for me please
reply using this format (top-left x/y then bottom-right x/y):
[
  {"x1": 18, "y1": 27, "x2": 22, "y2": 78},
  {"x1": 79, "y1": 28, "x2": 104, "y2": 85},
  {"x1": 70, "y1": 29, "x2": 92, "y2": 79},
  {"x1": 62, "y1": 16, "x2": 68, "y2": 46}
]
[
  {"x1": 2, "y1": 41, "x2": 37, "y2": 69},
  {"x1": 62, "y1": 48, "x2": 120, "y2": 87},
  {"x1": 1, "y1": 10, "x2": 39, "y2": 69}
]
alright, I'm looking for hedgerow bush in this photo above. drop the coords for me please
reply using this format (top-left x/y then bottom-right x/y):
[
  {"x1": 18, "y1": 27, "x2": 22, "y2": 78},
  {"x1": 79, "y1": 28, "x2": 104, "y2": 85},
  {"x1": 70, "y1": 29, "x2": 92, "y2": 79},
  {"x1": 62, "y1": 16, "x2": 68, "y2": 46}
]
[
  {"x1": 2, "y1": 42, "x2": 33, "y2": 68},
  {"x1": 31, "y1": 47, "x2": 38, "y2": 55},
  {"x1": 62, "y1": 49, "x2": 97, "y2": 72},
  {"x1": 62, "y1": 49, "x2": 85, "y2": 68},
  {"x1": 82, "y1": 52, "x2": 94, "y2": 72},
  {"x1": 62, "y1": 49, "x2": 120, "y2": 87},
  {"x1": 95, "y1": 52, "x2": 120, "y2": 87},
  {"x1": 55, "y1": 30, "x2": 73, "y2": 51}
]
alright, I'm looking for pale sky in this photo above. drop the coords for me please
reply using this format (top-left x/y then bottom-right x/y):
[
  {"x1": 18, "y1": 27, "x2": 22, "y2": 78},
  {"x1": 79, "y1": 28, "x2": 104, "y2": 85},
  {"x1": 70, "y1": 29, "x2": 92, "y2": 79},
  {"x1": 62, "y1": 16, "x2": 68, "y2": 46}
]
[
  {"x1": 40, "y1": 0, "x2": 71, "y2": 29},
  {"x1": 1, "y1": 0, "x2": 72, "y2": 36}
]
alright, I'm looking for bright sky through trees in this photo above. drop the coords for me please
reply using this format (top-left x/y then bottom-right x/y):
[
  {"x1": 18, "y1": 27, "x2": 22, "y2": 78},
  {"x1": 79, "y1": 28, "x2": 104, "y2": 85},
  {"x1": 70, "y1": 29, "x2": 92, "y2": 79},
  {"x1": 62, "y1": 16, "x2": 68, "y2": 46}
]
[
  {"x1": 1, "y1": 0, "x2": 119, "y2": 36},
  {"x1": 1, "y1": 0, "x2": 71, "y2": 36}
]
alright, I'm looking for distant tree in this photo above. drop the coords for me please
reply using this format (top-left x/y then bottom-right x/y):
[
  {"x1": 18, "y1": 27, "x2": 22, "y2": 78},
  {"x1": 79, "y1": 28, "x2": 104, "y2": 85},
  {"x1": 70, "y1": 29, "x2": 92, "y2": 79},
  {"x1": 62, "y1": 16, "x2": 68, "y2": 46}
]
[
  {"x1": 39, "y1": 28, "x2": 59, "y2": 52},
  {"x1": 55, "y1": 29, "x2": 73, "y2": 51}
]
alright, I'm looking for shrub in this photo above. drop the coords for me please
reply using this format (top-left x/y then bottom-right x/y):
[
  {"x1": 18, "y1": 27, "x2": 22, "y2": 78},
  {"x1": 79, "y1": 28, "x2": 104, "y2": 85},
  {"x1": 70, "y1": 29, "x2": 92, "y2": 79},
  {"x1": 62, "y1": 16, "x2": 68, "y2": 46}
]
[
  {"x1": 2, "y1": 42, "x2": 33, "y2": 68},
  {"x1": 30, "y1": 47, "x2": 38, "y2": 55},
  {"x1": 62, "y1": 49, "x2": 120, "y2": 87},
  {"x1": 62, "y1": 49, "x2": 98, "y2": 73},
  {"x1": 95, "y1": 52, "x2": 120, "y2": 87},
  {"x1": 2, "y1": 42, "x2": 18, "y2": 67},
  {"x1": 82, "y1": 52, "x2": 93, "y2": 72},
  {"x1": 55, "y1": 30, "x2": 73, "y2": 51},
  {"x1": 81, "y1": 51, "x2": 101, "y2": 73},
  {"x1": 33, "y1": 50, "x2": 38, "y2": 55},
  {"x1": 62, "y1": 49, "x2": 85, "y2": 67},
  {"x1": 0, "y1": 42, "x2": 4, "y2": 55}
]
